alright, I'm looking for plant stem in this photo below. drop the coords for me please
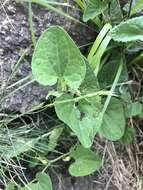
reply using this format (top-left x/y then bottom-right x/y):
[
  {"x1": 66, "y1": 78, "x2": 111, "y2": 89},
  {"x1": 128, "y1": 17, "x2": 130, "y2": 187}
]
[
  {"x1": 131, "y1": 0, "x2": 143, "y2": 15},
  {"x1": 87, "y1": 23, "x2": 112, "y2": 63},
  {"x1": 75, "y1": 0, "x2": 85, "y2": 11},
  {"x1": 101, "y1": 54, "x2": 123, "y2": 115},
  {"x1": 42, "y1": 152, "x2": 70, "y2": 172},
  {"x1": 130, "y1": 52, "x2": 143, "y2": 65},
  {"x1": 128, "y1": 0, "x2": 133, "y2": 17},
  {"x1": 28, "y1": 1, "x2": 36, "y2": 47},
  {"x1": 22, "y1": 0, "x2": 84, "y2": 25}
]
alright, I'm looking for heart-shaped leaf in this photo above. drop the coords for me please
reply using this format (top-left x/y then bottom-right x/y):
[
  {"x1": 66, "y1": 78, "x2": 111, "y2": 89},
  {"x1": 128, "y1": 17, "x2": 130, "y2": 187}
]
[
  {"x1": 21, "y1": 172, "x2": 53, "y2": 190},
  {"x1": 109, "y1": 0, "x2": 123, "y2": 24},
  {"x1": 32, "y1": 26, "x2": 86, "y2": 91},
  {"x1": 83, "y1": 0, "x2": 108, "y2": 22},
  {"x1": 125, "y1": 102, "x2": 143, "y2": 117},
  {"x1": 110, "y1": 16, "x2": 143, "y2": 42},
  {"x1": 80, "y1": 63, "x2": 102, "y2": 109},
  {"x1": 55, "y1": 94, "x2": 102, "y2": 148},
  {"x1": 98, "y1": 50, "x2": 128, "y2": 88},
  {"x1": 119, "y1": 127, "x2": 135, "y2": 145},
  {"x1": 55, "y1": 64, "x2": 102, "y2": 148},
  {"x1": 99, "y1": 98, "x2": 125, "y2": 140},
  {"x1": 69, "y1": 145, "x2": 101, "y2": 176}
]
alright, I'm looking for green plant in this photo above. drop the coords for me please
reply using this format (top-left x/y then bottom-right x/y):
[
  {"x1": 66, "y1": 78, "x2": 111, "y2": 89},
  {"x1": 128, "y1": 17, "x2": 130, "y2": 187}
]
[
  {"x1": 5, "y1": 172, "x2": 53, "y2": 190},
  {"x1": 69, "y1": 145, "x2": 101, "y2": 177},
  {"x1": 30, "y1": 12, "x2": 143, "y2": 175},
  {"x1": 1, "y1": 0, "x2": 143, "y2": 188}
]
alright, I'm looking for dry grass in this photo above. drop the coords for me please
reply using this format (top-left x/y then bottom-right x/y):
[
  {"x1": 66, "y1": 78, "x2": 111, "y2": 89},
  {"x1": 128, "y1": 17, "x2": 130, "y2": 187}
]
[{"x1": 93, "y1": 123, "x2": 143, "y2": 190}]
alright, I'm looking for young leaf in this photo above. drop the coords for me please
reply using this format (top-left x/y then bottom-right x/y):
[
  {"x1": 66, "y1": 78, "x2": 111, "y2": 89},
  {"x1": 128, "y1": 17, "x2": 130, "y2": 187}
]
[
  {"x1": 48, "y1": 127, "x2": 63, "y2": 152},
  {"x1": 21, "y1": 172, "x2": 53, "y2": 190},
  {"x1": 119, "y1": 128, "x2": 135, "y2": 145},
  {"x1": 109, "y1": 0, "x2": 123, "y2": 24},
  {"x1": 99, "y1": 98, "x2": 125, "y2": 141},
  {"x1": 55, "y1": 63, "x2": 105, "y2": 148},
  {"x1": 98, "y1": 50, "x2": 128, "y2": 88},
  {"x1": 32, "y1": 26, "x2": 86, "y2": 91},
  {"x1": 80, "y1": 62, "x2": 101, "y2": 110},
  {"x1": 55, "y1": 93, "x2": 102, "y2": 148},
  {"x1": 125, "y1": 102, "x2": 143, "y2": 117},
  {"x1": 110, "y1": 16, "x2": 143, "y2": 42},
  {"x1": 69, "y1": 145, "x2": 101, "y2": 176},
  {"x1": 83, "y1": 0, "x2": 108, "y2": 22}
]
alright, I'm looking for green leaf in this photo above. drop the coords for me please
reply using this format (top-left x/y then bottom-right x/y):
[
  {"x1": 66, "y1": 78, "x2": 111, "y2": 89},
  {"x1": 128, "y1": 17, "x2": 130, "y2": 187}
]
[
  {"x1": 69, "y1": 145, "x2": 101, "y2": 176},
  {"x1": 80, "y1": 62, "x2": 101, "y2": 109},
  {"x1": 32, "y1": 26, "x2": 86, "y2": 91},
  {"x1": 83, "y1": 0, "x2": 107, "y2": 22},
  {"x1": 55, "y1": 93, "x2": 102, "y2": 148},
  {"x1": 5, "y1": 183, "x2": 15, "y2": 190},
  {"x1": 55, "y1": 63, "x2": 102, "y2": 148},
  {"x1": 99, "y1": 98, "x2": 125, "y2": 141},
  {"x1": 98, "y1": 50, "x2": 128, "y2": 88},
  {"x1": 4, "y1": 138, "x2": 36, "y2": 159},
  {"x1": 110, "y1": 16, "x2": 143, "y2": 42},
  {"x1": 125, "y1": 102, "x2": 143, "y2": 117},
  {"x1": 131, "y1": 0, "x2": 143, "y2": 15},
  {"x1": 21, "y1": 172, "x2": 53, "y2": 190},
  {"x1": 48, "y1": 127, "x2": 63, "y2": 152},
  {"x1": 123, "y1": 0, "x2": 143, "y2": 15},
  {"x1": 119, "y1": 128, "x2": 135, "y2": 145},
  {"x1": 126, "y1": 41, "x2": 143, "y2": 53},
  {"x1": 109, "y1": 0, "x2": 123, "y2": 24}
]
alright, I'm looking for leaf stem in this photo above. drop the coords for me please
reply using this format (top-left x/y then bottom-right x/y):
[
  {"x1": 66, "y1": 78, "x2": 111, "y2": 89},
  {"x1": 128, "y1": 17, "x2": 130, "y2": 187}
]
[
  {"x1": 129, "y1": 52, "x2": 143, "y2": 65},
  {"x1": 101, "y1": 53, "x2": 123, "y2": 115},
  {"x1": 22, "y1": 0, "x2": 85, "y2": 25},
  {"x1": 42, "y1": 152, "x2": 70, "y2": 172},
  {"x1": 128, "y1": 0, "x2": 133, "y2": 17},
  {"x1": 28, "y1": 1, "x2": 36, "y2": 47},
  {"x1": 74, "y1": 0, "x2": 85, "y2": 11},
  {"x1": 131, "y1": 0, "x2": 143, "y2": 15}
]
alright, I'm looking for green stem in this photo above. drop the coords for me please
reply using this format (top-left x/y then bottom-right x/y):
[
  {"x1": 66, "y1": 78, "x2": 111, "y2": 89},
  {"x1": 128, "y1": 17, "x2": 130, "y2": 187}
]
[
  {"x1": 74, "y1": 0, "x2": 85, "y2": 11},
  {"x1": 87, "y1": 23, "x2": 112, "y2": 63},
  {"x1": 91, "y1": 34, "x2": 111, "y2": 74},
  {"x1": 131, "y1": 0, "x2": 143, "y2": 15},
  {"x1": 28, "y1": 1, "x2": 36, "y2": 47},
  {"x1": 22, "y1": 0, "x2": 85, "y2": 25},
  {"x1": 42, "y1": 152, "x2": 70, "y2": 172},
  {"x1": 4, "y1": 90, "x2": 113, "y2": 125},
  {"x1": 130, "y1": 52, "x2": 143, "y2": 65},
  {"x1": 102, "y1": 54, "x2": 123, "y2": 115}
]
